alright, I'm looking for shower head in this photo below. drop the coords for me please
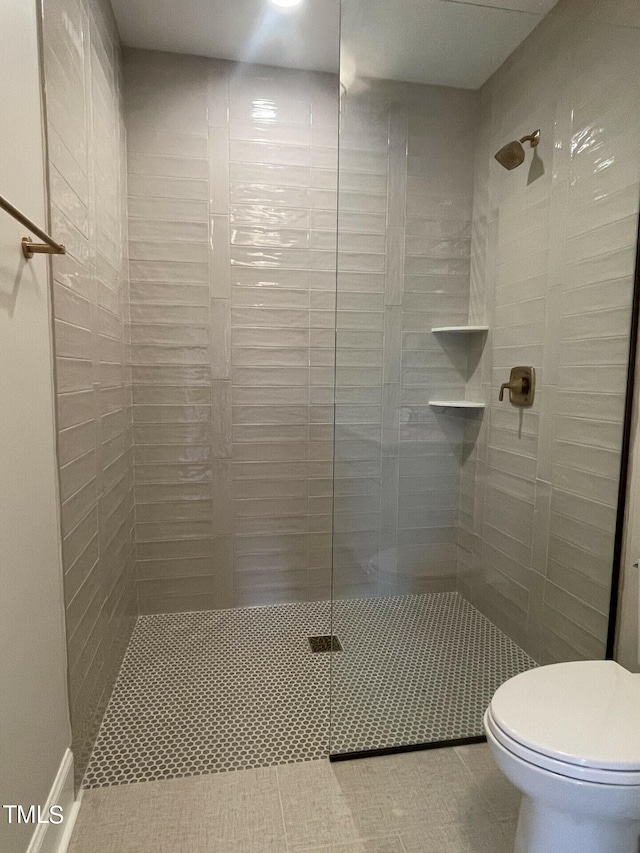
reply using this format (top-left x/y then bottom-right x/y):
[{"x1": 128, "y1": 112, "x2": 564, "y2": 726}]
[
  {"x1": 495, "y1": 140, "x2": 526, "y2": 170},
  {"x1": 495, "y1": 129, "x2": 541, "y2": 170}
]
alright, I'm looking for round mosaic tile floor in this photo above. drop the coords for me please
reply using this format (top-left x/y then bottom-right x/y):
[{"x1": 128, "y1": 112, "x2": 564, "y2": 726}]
[{"x1": 83, "y1": 592, "x2": 536, "y2": 788}]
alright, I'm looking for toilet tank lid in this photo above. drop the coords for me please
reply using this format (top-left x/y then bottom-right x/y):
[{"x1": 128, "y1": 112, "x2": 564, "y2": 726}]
[{"x1": 490, "y1": 660, "x2": 640, "y2": 770}]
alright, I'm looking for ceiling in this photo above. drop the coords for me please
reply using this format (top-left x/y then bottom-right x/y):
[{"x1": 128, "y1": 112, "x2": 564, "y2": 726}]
[
  {"x1": 110, "y1": 0, "x2": 340, "y2": 75},
  {"x1": 110, "y1": 0, "x2": 560, "y2": 90}
]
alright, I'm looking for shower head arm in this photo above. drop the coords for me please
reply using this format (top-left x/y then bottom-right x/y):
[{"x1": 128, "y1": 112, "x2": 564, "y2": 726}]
[{"x1": 519, "y1": 130, "x2": 541, "y2": 148}]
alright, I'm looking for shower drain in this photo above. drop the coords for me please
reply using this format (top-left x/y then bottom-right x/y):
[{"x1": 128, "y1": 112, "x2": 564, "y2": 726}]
[{"x1": 308, "y1": 635, "x2": 342, "y2": 653}]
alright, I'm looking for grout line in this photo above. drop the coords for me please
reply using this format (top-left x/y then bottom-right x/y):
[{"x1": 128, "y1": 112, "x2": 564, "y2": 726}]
[
  {"x1": 454, "y1": 745, "x2": 503, "y2": 821},
  {"x1": 274, "y1": 765, "x2": 290, "y2": 850}
]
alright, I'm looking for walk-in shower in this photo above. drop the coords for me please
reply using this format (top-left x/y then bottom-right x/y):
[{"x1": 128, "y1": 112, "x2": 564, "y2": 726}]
[{"x1": 39, "y1": 0, "x2": 640, "y2": 790}]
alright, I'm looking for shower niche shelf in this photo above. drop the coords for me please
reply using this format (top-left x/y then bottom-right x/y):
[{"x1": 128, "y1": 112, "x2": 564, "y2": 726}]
[
  {"x1": 429, "y1": 325, "x2": 488, "y2": 412},
  {"x1": 428, "y1": 401, "x2": 485, "y2": 409},
  {"x1": 431, "y1": 325, "x2": 489, "y2": 333}
]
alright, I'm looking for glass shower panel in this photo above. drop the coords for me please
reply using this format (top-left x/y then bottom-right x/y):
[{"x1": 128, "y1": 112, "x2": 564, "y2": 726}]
[{"x1": 330, "y1": 0, "x2": 640, "y2": 758}]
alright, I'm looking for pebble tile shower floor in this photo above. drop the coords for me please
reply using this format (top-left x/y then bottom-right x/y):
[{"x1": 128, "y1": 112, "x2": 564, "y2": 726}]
[{"x1": 83, "y1": 592, "x2": 536, "y2": 788}]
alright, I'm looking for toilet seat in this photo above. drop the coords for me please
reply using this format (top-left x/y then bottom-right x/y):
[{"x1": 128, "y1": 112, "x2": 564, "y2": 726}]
[
  {"x1": 487, "y1": 660, "x2": 640, "y2": 786},
  {"x1": 485, "y1": 706, "x2": 640, "y2": 785}
]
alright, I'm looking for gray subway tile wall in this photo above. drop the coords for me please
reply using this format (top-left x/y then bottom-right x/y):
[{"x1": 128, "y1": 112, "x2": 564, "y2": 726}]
[
  {"x1": 42, "y1": 0, "x2": 135, "y2": 786},
  {"x1": 123, "y1": 52, "x2": 340, "y2": 610},
  {"x1": 334, "y1": 80, "x2": 477, "y2": 599},
  {"x1": 123, "y1": 53, "x2": 478, "y2": 609},
  {"x1": 122, "y1": 31, "x2": 638, "y2": 635},
  {"x1": 461, "y1": 0, "x2": 640, "y2": 662}
]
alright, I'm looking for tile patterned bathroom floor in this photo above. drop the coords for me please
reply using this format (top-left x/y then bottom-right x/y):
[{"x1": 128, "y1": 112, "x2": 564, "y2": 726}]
[
  {"x1": 83, "y1": 592, "x2": 536, "y2": 788},
  {"x1": 69, "y1": 744, "x2": 520, "y2": 853}
]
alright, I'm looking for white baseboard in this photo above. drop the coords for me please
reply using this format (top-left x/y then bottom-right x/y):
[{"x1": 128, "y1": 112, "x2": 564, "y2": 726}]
[{"x1": 27, "y1": 749, "x2": 80, "y2": 853}]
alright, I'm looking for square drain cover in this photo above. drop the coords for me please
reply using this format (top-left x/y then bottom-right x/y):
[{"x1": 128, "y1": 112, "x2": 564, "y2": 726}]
[{"x1": 308, "y1": 635, "x2": 342, "y2": 653}]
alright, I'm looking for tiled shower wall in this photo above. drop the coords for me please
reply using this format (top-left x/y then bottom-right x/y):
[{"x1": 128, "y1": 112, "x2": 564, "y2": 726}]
[
  {"x1": 41, "y1": 0, "x2": 135, "y2": 783},
  {"x1": 333, "y1": 82, "x2": 477, "y2": 598},
  {"x1": 123, "y1": 49, "x2": 480, "y2": 610},
  {"x1": 123, "y1": 51, "x2": 341, "y2": 611},
  {"x1": 460, "y1": 0, "x2": 640, "y2": 662}
]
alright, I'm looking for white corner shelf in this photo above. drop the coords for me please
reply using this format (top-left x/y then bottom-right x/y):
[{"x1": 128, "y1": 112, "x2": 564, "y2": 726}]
[
  {"x1": 431, "y1": 325, "x2": 489, "y2": 333},
  {"x1": 429, "y1": 327, "x2": 488, "y2": 412},
  {"x1": 428, "y1": 400, "x2": 485, "y2": 409}
]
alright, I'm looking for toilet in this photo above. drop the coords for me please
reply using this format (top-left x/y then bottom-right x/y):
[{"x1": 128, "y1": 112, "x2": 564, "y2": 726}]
[{"x1": 484, "y1": 659, "x2": 640, "y2": 853}]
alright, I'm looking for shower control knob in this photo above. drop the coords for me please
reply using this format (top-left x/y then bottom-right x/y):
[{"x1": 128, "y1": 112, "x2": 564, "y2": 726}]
[
  {"x1": 499, "y1": 377, "x2": 525, "y2": 400},
  {"x1": 499, "y1": 367, "x2": 535, "y2": 407}
]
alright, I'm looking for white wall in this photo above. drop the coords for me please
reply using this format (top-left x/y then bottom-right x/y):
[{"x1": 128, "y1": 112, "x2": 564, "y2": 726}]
[
  {"x1": 617, "y1": 342, "x2": 640, "y2": 673},
  {"x1": 0, "y1": 2, "x2": 72, "y2": 852},
  {"x1": 562, "y1": 0, "x2": 640, "y2": 661}
]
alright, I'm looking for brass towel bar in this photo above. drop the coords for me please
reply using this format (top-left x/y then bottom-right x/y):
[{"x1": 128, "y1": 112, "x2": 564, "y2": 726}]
[{"x1": 0, "y1": 194, "x2": 66, "y2": 259}]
